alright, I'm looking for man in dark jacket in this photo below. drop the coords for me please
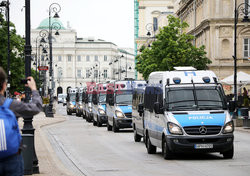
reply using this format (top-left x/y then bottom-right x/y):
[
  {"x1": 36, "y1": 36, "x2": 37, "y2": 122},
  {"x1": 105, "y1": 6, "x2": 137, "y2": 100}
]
[{"x1": 0, "y1": 67, "x2": 43, "y2": 176}]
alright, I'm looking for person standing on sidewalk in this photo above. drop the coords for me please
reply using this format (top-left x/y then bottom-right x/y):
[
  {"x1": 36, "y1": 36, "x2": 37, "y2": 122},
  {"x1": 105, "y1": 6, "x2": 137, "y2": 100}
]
[
  {"x1": 0, "y1": 67, "x2": 43, "y2": 176},
  {"x1": 243, "y1": 87, "x2": 249, "y2": 107}
]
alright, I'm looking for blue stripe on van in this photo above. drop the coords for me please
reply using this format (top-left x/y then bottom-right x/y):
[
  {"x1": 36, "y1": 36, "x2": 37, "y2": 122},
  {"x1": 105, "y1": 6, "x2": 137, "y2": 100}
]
[{"x1": 173, "y1": 114, "x2": 226, "y2": 127}]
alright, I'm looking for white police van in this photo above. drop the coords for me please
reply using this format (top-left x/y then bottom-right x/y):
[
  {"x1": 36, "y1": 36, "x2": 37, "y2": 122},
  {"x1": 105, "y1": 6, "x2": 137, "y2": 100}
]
[
  {"x1": 143, "y1": 67, "x2": 234, "y2": 159},
  {"x1": 106, "y1": 80, "x2": 134, "y2": 132},
  {"x1": 92, "y1": 83, "x2": 108, "y2": 127},
  {"x1": 76, "y1": 87, "x2": 84, "y2": 117},
  {"x1": 132, "y1": 81, "x2": 147, "y2": 142},
  {"x1": 66, "y1": 88, "x2": 78, "y2": 115}
]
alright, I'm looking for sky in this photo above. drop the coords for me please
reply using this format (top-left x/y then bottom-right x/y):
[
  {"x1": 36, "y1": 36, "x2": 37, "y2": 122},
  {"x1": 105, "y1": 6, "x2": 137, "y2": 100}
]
[{"x1": 9, "y1": 0, "x2": 135, "y2": 48}]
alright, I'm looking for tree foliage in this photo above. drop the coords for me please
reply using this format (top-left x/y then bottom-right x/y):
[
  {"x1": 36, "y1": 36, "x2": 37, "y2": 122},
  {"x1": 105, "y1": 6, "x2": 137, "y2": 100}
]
[
  {"x1": 0, "y1": 14, "x2": 26, "y2": 94},
  {"x1": 136, "y1": 15, "x2": 212, "y2": 79}
]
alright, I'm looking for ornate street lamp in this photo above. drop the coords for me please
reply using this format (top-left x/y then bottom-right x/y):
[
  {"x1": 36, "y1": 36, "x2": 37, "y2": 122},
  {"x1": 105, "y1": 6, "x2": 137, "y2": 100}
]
[
  {"x1": 47, "y1": 3, "x2": 61, "y2": 117},
  {"x1": 233, "y1": 0, "x2": 250, "y2": 104}
]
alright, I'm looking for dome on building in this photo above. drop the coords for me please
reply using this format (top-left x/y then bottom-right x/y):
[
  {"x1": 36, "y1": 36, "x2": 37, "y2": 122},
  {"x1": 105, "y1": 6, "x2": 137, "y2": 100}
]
[{"x1": 37, "y1": 17, "x2": 66, "y2": 30}]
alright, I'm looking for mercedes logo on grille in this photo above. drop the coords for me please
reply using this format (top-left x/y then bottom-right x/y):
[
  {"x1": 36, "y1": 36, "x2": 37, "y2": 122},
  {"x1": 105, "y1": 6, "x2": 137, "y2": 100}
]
[{"x1": 199, "y1": 126, "x2": 207, "y2": 135}]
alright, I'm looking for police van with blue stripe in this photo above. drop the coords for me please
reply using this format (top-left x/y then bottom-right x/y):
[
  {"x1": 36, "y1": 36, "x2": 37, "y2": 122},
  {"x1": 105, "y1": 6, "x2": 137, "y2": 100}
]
[{"x1": 143, "y1": 67, "x2": 234, "y2": 159}]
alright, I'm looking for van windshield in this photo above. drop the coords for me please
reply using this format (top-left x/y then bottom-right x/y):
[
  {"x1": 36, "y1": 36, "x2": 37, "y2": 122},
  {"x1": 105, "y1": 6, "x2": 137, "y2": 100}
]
[
  {"x1": 69, "y1": 93, "x2": 76, "y2": 101},
  {"x1": 78, "y1": 93, "x2": 82, "y2": 101},
  {"x1": 115, "y1": 90, "x2": 132, "y2": 105},
  {"x1": 99, "y1": 93, "x2": 106, "y2": 103},
  {"x1": 166, "y1": 86, "x2": 226, "y2": 111},
  {"x1": 88, "y1": 94, "x2": 92, "y2": 102}
]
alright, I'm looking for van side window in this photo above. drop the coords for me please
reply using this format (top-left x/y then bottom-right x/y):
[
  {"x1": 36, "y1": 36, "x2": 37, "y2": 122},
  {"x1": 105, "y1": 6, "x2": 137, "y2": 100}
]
[
  {"x1": 155, "y1": 87, "x2": 163, "y2": 107},
  {"x1": 145, "y1": 87, "x2": 156, "y2": 112},
  {"x1": 132, "y1": 91, "x2": 137, "y2": 110}
]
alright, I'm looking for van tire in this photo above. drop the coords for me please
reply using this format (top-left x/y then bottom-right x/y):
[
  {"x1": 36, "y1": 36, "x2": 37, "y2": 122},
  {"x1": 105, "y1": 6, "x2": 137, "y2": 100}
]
[
  {"x1": 107, "y1": 122, "x2": 112, "y2": 131},
  {"x1": 223, "y1": 145, "x2": 234, "y2": 159},
  {"x1": 93, "y1": 118, "x2": 97, "y2": 126},
  {"x1": 112, "y1": 119, "x2": 119, "y2": 132},
  {"x1": 146, "y1": 135, "x2": 156, "y2": 154},
  {"x1": 134, "y1": 129, "x2": 141, "y2": 142},
  {"x1": 162, "y1": 136, "x2": 174, "y2": 159},
  {"x1": 67, "y1": 111, "x2": 72, "y2": 115},
  {"x1": 97, "y1": 117, "x2": 102, "y2": 127}
]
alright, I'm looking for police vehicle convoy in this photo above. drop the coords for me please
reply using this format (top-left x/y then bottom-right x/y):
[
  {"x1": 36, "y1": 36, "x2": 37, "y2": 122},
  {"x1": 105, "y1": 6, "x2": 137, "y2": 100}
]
[
  {"x1": 76, "y1": 87, "x2": 84, "y2": 117},
  {"x1": 92, "y1": 83, "x2": 108, "y2": 127},
  {"x1": 66, "y1": 88, "x2": 78, "y2": 115},
  {"x1": 141, "y1": 67, "x2": 234, "y2": 159},
  {"x1": 106, "y1": 80, "x2": 134, "y2": 132}
]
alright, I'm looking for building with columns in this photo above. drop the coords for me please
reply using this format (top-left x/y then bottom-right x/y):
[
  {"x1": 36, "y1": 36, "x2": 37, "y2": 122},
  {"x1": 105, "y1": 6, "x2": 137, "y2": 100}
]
[
  {"x1": 134, "y1": 0, "x2": 178, "y2": 80},
  {"x1": 31, "y1": 18, "x2": 135, "y2": 95},
  {"x1": 176, "y1": 0, "x2": 250, "y2": 84}
]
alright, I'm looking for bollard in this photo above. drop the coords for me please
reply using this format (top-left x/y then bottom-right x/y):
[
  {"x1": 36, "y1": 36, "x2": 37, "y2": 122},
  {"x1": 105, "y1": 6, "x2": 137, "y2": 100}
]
[{"x1": 21, "y1": 134, "x2": 34, "y2": 175}]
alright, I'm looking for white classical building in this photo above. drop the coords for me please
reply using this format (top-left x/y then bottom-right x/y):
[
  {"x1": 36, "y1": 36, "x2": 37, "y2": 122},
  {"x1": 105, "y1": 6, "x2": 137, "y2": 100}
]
[{"x1": 31, "y1": 18, "x2": 135, "y2": 95}]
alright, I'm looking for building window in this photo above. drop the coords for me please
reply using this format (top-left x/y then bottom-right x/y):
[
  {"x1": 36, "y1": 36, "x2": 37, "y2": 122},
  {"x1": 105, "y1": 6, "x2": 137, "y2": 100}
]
[
  {"x1": 243, "y1": 38, "x2": 250, "y2": 58},
  {"x1": 77, "y1": 55, "x2": 81, "y2": 62},
  {"x1": 86, "y1": 55, "x2": 90, "y2": 62},
  {"x1": 94, "y1": 70, "x2": 98, "y2": 78},
  {"x1": 77, "y1": 69, "x2": 82, "y2": 78},
  {"x1": 58, "y1": 55, "x2": 62, "y2": 62},
  {"x1": 95, "y1": 55, "x2": 98, "y2": 61},
  {"x1": 86, "y1": 69, "x2": 90, "y2": 78},
  {"x1": 153, "y1": 17, "x2": 158, "y2": 32},
  {"x1": 67, "y1": 55, "x2": 72, "y2": 62},
  {"x1": 104, "y1": 55, "x2": 107, "y2": 61},
  {"x1": 104, "y1": 69, "x2": 107, "y2": 78}
]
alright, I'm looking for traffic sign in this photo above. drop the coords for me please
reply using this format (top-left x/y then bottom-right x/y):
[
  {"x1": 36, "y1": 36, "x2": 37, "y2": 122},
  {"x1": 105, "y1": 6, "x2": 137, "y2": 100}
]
[{"x1": 38, "y1": 66, "x2": 49, "y2": 71}]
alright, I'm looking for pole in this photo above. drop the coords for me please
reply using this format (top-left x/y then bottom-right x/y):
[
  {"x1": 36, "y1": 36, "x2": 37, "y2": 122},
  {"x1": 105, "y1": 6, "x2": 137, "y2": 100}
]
[
  {"x1": 234, "y1": 0, "x2": 238, "y2": 102},
  {"x1": 126, "y1": 53, "x2": 127, "y2": 78},
  {"x1": 47, "y1": 5, "x2": 54, "y2": 117},
  {"x1": 6, "y1": 0, "x2": 10, "y2": 97},
  {"x1": 23, "y1": 0, "x2": 39, "y2": 174}
]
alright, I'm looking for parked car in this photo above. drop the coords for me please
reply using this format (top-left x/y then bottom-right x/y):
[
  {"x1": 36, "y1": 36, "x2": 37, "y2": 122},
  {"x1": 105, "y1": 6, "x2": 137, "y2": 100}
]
[{"x1": 58, "y1": 93, "x2": 66, "y2": 104}]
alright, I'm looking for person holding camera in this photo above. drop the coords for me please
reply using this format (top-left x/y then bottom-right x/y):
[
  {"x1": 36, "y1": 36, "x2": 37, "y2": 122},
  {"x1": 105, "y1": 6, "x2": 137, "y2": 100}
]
[{"x1": 0, "y1": 67, "x2": 42, "y2": 176}]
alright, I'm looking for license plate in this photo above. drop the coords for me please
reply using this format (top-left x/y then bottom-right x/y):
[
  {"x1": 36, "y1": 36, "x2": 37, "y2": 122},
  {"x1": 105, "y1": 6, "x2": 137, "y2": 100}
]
[{"x1": 194, "y1": 144, "x2": 213, "y2": 149}]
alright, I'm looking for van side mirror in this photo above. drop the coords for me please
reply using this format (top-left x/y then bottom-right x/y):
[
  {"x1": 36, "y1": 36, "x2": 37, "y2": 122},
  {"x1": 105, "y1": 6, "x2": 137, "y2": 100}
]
[
  {"x1": 228, "y1": 100, "x2": 236, "y2": 112},
  {"x1": 138, "y1": 103, "x2": 144, "y2": 116},
  {"x1": 154, "y1": 102, "x2": 163, "y2": 114}
]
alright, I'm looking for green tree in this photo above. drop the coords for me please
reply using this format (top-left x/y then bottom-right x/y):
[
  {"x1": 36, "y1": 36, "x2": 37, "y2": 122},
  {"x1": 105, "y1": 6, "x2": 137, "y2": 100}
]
[
  {"x1": 136, "y1": 15, "x2": 211, "y2": 79},
  {"x1": 0, "y1": 14, "x2": 26, "y2": 94}
]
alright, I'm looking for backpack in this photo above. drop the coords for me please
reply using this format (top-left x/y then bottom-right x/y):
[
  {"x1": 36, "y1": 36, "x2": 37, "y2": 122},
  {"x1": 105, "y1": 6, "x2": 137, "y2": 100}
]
[{"x1": 0, "y1": 99, "x2": 22, "y2": 159}]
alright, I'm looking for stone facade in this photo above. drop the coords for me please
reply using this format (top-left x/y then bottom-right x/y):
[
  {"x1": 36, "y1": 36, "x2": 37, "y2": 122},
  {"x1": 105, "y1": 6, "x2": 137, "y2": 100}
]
[
  {"x1": 31, "y1": 18, "x2": 135, "y2": 95},
  {"x1": 176, "y1": 0, "x2": 250, "y2": 82},
  {"x1": 135, "y1": 0, "x2": 177, "y2": 79}
]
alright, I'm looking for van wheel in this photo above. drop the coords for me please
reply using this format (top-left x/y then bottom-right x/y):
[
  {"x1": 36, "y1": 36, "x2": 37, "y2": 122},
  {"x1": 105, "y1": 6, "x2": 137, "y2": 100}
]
[
  {"x1": 112, "y1": 119, "x2": 119, "y2": 132},
  {"x1": 146, "y1": 135, "x2": 156, "y2": 154},
  {"x1": 223, "y1": 145, "x2": 234, "y2": 159},
  {"x1": 67, "y1": 111, "x2": 72, "y2": 115},
  {"x1": 107, "y1": 122, "x2": 112, "y2": 131},
  {"x1": 93, "y1": 119, "x2": 97, "y2": 126},
  {"x1": 134, "y1": 129, "x2": 141, "y2": 142},
  {"x1": 162, "y1": 136, "x2": 174, "y2": 159},
  {"x1": 97, "y1": 117, "x2": 102, "y2": 127}
]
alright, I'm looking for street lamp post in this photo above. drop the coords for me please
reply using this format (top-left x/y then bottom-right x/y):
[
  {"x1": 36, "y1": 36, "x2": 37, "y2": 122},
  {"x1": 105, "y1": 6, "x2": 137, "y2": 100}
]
[
  {"x1": 233, "y1": 0, "x2": 250, "y2": 103},
  {"x1": 23, "y1": 0, "x2": 40, "y2": 174},
  {"x1": 47, "y1": 3, "x2": 61, "y2": 117}
]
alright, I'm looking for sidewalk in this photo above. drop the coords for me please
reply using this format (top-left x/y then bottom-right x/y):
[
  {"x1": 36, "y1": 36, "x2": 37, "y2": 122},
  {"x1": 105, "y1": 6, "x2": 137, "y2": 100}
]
[{"x1": 18, "y1": 112, "x2": 74, "y2": 176}]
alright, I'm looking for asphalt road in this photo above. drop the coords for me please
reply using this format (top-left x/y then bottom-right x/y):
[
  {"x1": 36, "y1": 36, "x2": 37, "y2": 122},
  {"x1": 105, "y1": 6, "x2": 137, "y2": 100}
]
[{"x1": 43, "y1": 104, "x2": 250, "y2": 176}]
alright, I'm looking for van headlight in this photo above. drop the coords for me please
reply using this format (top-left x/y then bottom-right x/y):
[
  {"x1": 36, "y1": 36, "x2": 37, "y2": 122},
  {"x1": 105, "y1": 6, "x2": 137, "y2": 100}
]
[
  {"x1": 98, "y1": 109, "x2": 105, "y2": 115},
  {"x1": 70, "y1": 104, "x2": 74, "y2": 108},
  {"x1": 168, "y1": 122, "x2": 183, "y2": 135},
  {"x1": 80, "y1": 105, "x2": 83, "y2": 109},
  {"x1": 89, "y1": 107, "x2": 92, "y2": 112},
  {"x1": 115, "y1": 111, "x2": 124, "y2": 118},
  {"x1": 223, "y1": 121, "x2": 234, "y2": 133}
]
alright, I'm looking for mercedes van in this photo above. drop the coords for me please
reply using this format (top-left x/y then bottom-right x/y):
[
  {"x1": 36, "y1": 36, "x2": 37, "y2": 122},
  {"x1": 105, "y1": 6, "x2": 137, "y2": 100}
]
[{"x1": 142, "y1": 67, "x2": 234, "y2": 159}]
